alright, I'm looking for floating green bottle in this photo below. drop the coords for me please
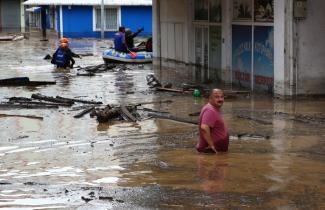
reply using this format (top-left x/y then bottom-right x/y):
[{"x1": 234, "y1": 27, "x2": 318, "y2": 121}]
[{"x1": 193, "y1": 89, "x2": 201, "y2": 97}]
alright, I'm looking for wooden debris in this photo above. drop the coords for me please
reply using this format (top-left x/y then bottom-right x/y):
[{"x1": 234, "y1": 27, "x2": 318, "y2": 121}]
[
  {"x1": 31, "y1": 94, "x2": 74, "y2": 105},
  {"x1": 148, "y1": 112, "x2": 198, "y2": 125},
  {"x1": 146, "y1": 74, "x2": 162, "y2": 88},
  {"x1": 120, "y1": 105, "x2": 137, "y2": 122},
  {"x1": 0, "y1": 35, "x2": 14, "y2": 41},
  {"x1": 0, "y1": 103, "x2": 58, "y2": 109},
  {"x1": 0, "y1": 114, "x2": 43, "y2": 120},
  {"x1": 0, "y1": 77, "x2": 56, "y2": 86},
  {"x1": 78, "y1": 53, "x2": 94, "y2": 57},
  {"x1": 76, "y1": 72, "x2": 96, "y2": 76},
  {"x1": 95, "y1": 107, "x2": 120, "y2": 123},
  {"x1": 56, "y1": 96, "x2": 102, "y2": 104},
  {"x1": 156, "y1": 87, "x2": 188, "y2": 93},
  {"x1": 142, "y1": 108, "x2": 169, "y2": 114},
  {"x1": 80, "y1": 64, "x2": 116, "y2": 73},
  {"x1": 74, "y1": 106, "x2": 95, "y2": 118},
  {"x1": 8, "y1": 97, "x2": 32, "y2": 102},
  {"x1": 236, "y1": 115, "x2": 273, "y2": 125},
  {"x1": 10, "y1": 101, "x2": 71, "y2": 107},
  {"x1": 231, "y1": 132, "x2": 270, "y2": 140},
  {"x1": 132, "y1": 100, "x2": 173, "y2": 106},
  {"x1": 188, "y1": 112, "x2": 200, "y2": 116}
]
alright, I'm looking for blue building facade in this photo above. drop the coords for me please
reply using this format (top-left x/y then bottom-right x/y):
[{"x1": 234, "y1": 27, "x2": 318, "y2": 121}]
[{"x1": 54, "y1": 5, "x2": 152, "y2": 38}]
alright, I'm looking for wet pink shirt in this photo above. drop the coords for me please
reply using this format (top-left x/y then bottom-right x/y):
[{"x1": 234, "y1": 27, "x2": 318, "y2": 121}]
[{"x1": 196, "y1": 103, "x2": 229, "y2": 152}]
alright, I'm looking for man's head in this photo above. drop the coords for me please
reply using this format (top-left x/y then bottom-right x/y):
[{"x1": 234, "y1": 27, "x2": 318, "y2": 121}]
[
  {"x1": 119, "y1": 26, "x2": 125, "y2": 33},
  {"x1": 60, "y1": 37, "x2": 69, "y2": 43},
  {"x1": 208, "y1": 89, "x2": 224, "y2": 109},
  {"x1": 60, "y1": 42, "x2": 68, "y2": 49},
  {"x1": 125, "y1": 28, "x2": 132, "y2": 36}
]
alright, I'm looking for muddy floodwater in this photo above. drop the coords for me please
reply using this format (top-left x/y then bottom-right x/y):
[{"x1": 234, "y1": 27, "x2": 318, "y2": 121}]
[{"x1": 0, "y1": 32, "x2": 324, "y2": 209}]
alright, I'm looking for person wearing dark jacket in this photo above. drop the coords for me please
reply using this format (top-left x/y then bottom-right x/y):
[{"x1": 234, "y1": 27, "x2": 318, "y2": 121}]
[
  {"x1": 51, "y1": 38, "x2": 80, "y2": 68},
  {"x1": 125, "y1": 27, "x2": 144, "y2": 51}
]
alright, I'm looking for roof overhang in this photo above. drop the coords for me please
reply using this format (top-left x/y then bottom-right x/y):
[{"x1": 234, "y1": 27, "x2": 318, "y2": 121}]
[
  {"x1": 23, "y1": 0, "x2": 152, "y2": 6},
  {"x1": 26, "y1": 6, "x2": 41, "y2": 12}
]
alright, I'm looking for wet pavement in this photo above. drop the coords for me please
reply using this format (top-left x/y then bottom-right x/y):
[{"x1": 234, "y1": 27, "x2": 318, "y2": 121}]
[{"x1": 0, "y1": 32, "x2": 324, "y2": 209}]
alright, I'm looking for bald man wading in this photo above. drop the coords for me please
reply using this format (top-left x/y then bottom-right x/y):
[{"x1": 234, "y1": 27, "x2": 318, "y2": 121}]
[{"x1": 196, "y1": 89, "x2": 229, "y2": 153}]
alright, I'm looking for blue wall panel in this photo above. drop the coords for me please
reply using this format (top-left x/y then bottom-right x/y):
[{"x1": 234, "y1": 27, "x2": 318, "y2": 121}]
[
  {"x1": 121, "y1": 6, "x2": 152, "y2": 37},
  {"x1": 62, "y1": 6, "x2": 95, "y2": 38},
  {"x1": 55, "y1": 5, "x2": 152, "y2": 38}
]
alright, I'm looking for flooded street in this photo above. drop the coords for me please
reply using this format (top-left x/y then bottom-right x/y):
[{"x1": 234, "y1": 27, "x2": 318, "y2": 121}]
[{"x1": 0, "y1": 32, "x2": 324, "y2": 209}]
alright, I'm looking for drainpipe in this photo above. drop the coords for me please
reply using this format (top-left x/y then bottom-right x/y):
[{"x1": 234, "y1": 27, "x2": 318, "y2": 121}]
[
  {"x1": 158, "y1": 0, "x2": 161, "y2": 59},
  {"x1": 101, "y1": 0, "x2": 105, "y2": 39}
]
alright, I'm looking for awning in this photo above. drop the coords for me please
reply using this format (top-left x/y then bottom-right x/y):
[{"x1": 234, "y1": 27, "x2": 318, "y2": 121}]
[
  {"x1": 25, "y1": 6, "x2": 41, "y2": 12},
  {"x1": 23, "y1": 0, "x2": 152, "y2": 6}
]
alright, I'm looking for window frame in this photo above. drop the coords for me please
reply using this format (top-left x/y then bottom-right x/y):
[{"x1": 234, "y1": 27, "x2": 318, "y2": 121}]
[{"x1": 92, "y1": 6, "x2": 121, "y2": 31}]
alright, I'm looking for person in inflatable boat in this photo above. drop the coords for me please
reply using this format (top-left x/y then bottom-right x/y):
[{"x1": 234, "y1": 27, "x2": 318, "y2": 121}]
[{"x1": 114, "y1": 26, "x2": 129, "y2": 53}]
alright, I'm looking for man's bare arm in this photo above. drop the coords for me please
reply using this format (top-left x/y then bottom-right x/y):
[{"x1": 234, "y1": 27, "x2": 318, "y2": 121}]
[{"x1": 200, "y1": 124, "x2": 217, "y2": 153}]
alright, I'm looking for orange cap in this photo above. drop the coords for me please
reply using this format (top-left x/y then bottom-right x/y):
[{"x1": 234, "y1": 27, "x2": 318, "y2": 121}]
[
  {"x1": 60, "y1": 42, "x2": 68, "y2": 48},
  {"x1": 60, "y1": 37, "x2": 69, "y2": 43}
]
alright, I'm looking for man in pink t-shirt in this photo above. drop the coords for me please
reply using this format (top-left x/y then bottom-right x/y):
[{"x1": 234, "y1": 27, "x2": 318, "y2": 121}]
[{"x1": 196, "y1": 89, "x2": 229, "y2": 153}]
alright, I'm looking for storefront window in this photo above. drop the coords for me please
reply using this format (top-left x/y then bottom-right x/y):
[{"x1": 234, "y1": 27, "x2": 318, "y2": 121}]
[
  {"x1": 209, "y1": 26, "x2": 222, "y2": 80},
  {"x1": 209, "y1": 0, "x2": 221, "y2": 22},
  {"x1": 233, "y1": 0, "x2": 252, "y2": 21},
  {"x1": 194, "y1": 0, "x2": 209, "y2": 21},
  {"x1": 254, "y1": 0, "x2": 274, "y2": 22}
]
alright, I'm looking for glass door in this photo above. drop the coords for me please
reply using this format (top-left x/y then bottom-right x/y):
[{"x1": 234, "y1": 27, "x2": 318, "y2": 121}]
[{"x1": 195, "y1": 26, "x2": 209, "y2": 83}]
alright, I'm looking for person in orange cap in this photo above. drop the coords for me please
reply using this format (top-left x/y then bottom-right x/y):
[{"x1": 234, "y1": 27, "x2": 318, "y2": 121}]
[
  {"x1": 51, "y1": 41, "x2": 75, "y2": 68},
  {"x1": 60, "y1": 37, "x2": 69, "y2": 43},
  {"x1": 51, "y1": 38, "x2": 80, "y2": 68}
]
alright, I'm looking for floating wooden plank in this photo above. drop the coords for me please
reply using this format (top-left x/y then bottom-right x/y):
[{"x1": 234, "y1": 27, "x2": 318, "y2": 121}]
[
  {"x1": 0, "y1": 36, "x2": 14, "y2": 41},
  {"x1": 148, "y1": 113, "x2": 198, "y2": 125},
  {"x1": 155, "y1": 87, "x2": 186, "y2": 93},
  {"x1": 0, "y1": 103, "x2": 58, "y2": 109},
  {"x1": 132, "y1": 100, "x2": 173, "y2": 106},
  {"x1": 13, "y1": 101, "x2": 71, "y2": 107},
  {"x1": 8, "y1": 97, "x2": 32, "y2": 102},
  {"x1": 120, "y1": 105, "x2": 137, "y2": 122},
  {"x1": 0, "y1": 77, "x2": 56, "y2": 86},
  {"x1": 0, "y1": 114, "x2": 43, "y2": 120},
  {"x1": 56, "y1": 96, "x2": 102, "y2": 104},
  {"x1": 142, "y1": 108, "x2": 170, "y2": 114},
  {"x1": 74, "y1": 106, "x2": 95, "y2": 118},
  {"x1": 76, "y1": 72, "x2": 96, "y2": 76},
  {"x1": 236, "y1": 115, "x2": 273, "y2": 125},
  {"x1": 31, "y1": 94, "x2": 74, "y2": 105}
]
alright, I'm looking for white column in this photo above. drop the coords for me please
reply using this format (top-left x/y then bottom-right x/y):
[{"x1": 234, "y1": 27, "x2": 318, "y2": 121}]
[
  {"x1": 20, "y1": 0, "x2": 25, "y2": 33},
  {"x1": 221, "y1": 0, "x2": 232, "y2": 85},
  {"x1": 100, "y1": 0, "x2": 105, "y2": 39},
  {"x1": 60, "y1": 5, "x2": 63, "y2": 38},
  {"x1": 274, "y1": 0, "x2": 294, "y2": 97},
  {"x1": 152, "y1": 0, "x2": 160, "y2": 58}
]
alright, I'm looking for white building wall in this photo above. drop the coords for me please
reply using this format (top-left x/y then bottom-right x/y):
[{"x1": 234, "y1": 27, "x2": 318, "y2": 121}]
[
  {"x1": 157, "y1": 0, "x2": 189, "y2": 63},
  {"x1": 296, "y1": 0, "x2": 325, "y2": 95},
  {"x1": 153, "y1": 0, "x2": 325, "y2": 96}
]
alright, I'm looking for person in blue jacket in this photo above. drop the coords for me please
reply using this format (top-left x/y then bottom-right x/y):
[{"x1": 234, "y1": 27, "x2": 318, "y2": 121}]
[
  {"x1": 114, "y1": 26, "x2": 128, "y2": 53},
  {"x1": 51, "y1": 38, "x2": 80, "y2": 68}
]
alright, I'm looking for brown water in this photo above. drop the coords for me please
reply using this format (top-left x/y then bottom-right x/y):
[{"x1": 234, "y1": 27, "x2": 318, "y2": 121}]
[{"x1": 0, "y1": 32, "x2": 324, "y2": 209}]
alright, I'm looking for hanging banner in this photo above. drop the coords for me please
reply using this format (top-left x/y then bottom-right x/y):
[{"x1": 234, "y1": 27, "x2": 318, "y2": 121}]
[
  {"x1": 232, "y1": 25, "x2": 252, "y2": 89},
  {"x1": 254, "y1": 26, "x2": 274, "y2": 91}
]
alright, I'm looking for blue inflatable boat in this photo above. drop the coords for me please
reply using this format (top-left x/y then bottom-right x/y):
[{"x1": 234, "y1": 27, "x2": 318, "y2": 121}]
[{"x1": 102, "y1": 48, "x2": 153, "y2": 63}]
